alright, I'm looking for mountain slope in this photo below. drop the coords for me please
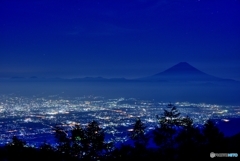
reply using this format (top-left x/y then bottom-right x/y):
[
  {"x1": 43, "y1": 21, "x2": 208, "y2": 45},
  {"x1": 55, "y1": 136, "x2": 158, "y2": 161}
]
[{"x1": 140, "y1": 62, "x2": 234, "y2": 82}]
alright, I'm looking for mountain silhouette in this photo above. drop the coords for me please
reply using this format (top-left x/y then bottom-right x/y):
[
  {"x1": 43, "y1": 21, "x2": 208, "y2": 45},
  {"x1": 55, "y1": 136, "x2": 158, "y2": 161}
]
[
  {"x1": 156, "y1": 62, "x2": 206, "y2": 76},
  {"x1": 140, "y1": 62, "x2": 233, "y2": 82},
  {"x1": 3, "y1": 62, "x2": 236, "y2": 83}
]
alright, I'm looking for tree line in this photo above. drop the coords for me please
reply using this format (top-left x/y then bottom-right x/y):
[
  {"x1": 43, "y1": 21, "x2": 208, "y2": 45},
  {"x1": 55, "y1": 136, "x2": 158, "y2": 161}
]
[{"x1": 0, "y1": 103, "x2": 239, "y2": 160}]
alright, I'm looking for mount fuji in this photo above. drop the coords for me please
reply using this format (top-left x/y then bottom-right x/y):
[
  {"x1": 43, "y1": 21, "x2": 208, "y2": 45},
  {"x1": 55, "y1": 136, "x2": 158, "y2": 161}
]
[{"x1": 139, "y1": 62, "x2": 235, "y2": 82}]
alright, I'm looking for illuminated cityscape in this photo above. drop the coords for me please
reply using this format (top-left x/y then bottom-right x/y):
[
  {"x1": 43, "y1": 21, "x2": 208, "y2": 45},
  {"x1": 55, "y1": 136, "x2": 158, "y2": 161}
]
[{"x1": 0, "y1": 94, "x2": 239, "y2": 147}]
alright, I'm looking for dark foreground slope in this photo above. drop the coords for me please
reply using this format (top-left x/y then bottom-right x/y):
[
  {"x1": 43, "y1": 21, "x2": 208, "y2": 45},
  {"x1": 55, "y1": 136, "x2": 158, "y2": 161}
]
[{"x1": 0, "y1": 118, "x2": 239, "y2": 161}]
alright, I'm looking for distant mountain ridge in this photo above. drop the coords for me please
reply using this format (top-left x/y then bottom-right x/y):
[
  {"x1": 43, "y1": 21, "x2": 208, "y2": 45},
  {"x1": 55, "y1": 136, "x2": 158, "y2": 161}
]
[
  {"x1": 4, "y1": 76, "x2": 128, "y2": 82},
  {"x1": 1, "y1": 62, "x2": 237, "y2": 83}
]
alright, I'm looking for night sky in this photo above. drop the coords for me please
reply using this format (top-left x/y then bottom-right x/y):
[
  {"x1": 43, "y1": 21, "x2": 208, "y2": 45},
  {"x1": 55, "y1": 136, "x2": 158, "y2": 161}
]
[{"x1": 1, "y1": 0, "x2": 240, "y2": 80}]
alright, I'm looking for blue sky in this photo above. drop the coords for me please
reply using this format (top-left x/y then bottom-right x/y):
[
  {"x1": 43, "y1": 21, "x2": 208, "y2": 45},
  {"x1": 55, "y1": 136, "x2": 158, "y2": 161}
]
[{"x1": 0, "y1": 0, "x2": 240, "y2": 80}]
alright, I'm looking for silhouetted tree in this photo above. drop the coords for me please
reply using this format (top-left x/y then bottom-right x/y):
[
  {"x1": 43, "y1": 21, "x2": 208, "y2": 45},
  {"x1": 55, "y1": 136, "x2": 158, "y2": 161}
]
[
  {"x1": 83, "y1": 120, "x2": 105, "y2": 160},
  {"x1": 71, "y1": 124, "x2": 86, "y2": 158},
  {"x1": 39, "y1": 142, "x2": 59, "y2": 160},
  {"x1": 54, "y1": 125, "x2": 71, "y2": 157},
  {"x1": 160, "y1": 103, "x2": 181, "y2": 128},
  {"x1": 154, "y1": 103, "x2": 181, "y2": 147},
  {"x1": 5, "y1": 136, "x2": 27, "y2": 161},
  {"x1": 109, "y1": 144, "x2": 134, "y2": 160},
  {"x1": 202, "y1": 119, "x2": 225, "y2": 152},
  {"x1": 127, "y1": 118, "x2": 149, "y2": 159},
  {"x1": 7, "y1": 136, "x2": 26, "y2": 148},
  {"x1": 153, "y1": 103, "x2": 183, "y2": 160},
  {"x1": 40, "y1": 141, "x2": 55, "y2": 152},
  {"x1": 180, "y1": 115, "x2": 193, "y2": 127},
  {"x1": 129, "y1": 118, "x2": 148, "y2": 149},
  {"x1": 226, "y1": 132, "x2": 240, "y2": 154},
  {"x1": 176, "y1": 116, "x2": 204, "y2": 159}
]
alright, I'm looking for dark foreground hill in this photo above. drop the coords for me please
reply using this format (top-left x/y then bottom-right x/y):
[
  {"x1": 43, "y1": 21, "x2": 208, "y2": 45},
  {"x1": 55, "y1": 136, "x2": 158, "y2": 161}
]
[{"x1": 0, "y1": 117, "x2": 239, "y2": 161}]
